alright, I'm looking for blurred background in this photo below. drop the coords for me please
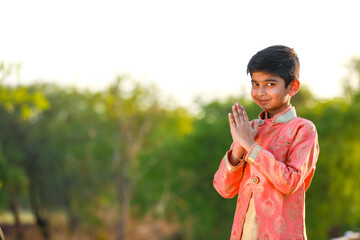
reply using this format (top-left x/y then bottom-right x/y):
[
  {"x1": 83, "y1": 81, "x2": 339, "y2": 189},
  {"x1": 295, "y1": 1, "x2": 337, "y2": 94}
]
[{"x1": 1, "y1": 0, "x2": 360, "y2": 239}]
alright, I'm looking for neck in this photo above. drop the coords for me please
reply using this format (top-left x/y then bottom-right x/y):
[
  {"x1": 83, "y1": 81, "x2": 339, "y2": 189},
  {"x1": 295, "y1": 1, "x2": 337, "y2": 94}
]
[{"x1": 267, "y1": 104, "x2": 291, "y2": 118}]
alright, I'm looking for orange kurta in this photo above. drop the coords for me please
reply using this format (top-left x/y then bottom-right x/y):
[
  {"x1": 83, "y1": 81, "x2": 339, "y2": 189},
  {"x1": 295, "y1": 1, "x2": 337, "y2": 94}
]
[{"x1": 213, "y1": 106, "x2": 319, "y2": 240}]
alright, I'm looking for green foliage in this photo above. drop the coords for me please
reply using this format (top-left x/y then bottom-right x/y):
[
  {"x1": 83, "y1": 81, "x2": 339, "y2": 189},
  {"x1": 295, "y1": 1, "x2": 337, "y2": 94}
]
[
  {"x1": 0, "y1": 144, "x2": 28, "y2": 210},
  {"x1": 23, "y1": 84, "x2": 119, "y2": 225},
  {"x1": 0, "y1": 62, "x2": 50, "y2": 120},
  {"x1": 132, "y1": 96, "x2": 260, "y2": 239},
  {"x1": 0, "y1": 62, "x2": 50, "y2": 219}
]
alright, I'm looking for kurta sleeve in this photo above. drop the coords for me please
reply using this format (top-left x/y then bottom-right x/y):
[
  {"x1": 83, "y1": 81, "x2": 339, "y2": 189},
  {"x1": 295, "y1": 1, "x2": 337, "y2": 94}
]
[
  {"x1": 244, "y1": 120, "x2": 319, "y2": 195},
  {"x1": 213, "y1": 147, "x2": 246, "y2": 199}
]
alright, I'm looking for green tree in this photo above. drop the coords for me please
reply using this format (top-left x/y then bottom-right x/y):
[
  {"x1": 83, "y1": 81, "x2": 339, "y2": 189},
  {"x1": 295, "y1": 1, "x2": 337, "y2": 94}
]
[
  {"x1": 106, "y1": 76, "x2": 173, "y2": 239},
  {"x1": 133, "y1": 95, "x2": 259, "y2": 239},
  {"x1": 19, "y1": 83, "x2": 119, "y2": 238},
  {"x1": 305, "y1": 57, "x2": 360, "y2": 239},
  {"x1": 0, "y1": 62, "x2": 49, "y2": 240}
]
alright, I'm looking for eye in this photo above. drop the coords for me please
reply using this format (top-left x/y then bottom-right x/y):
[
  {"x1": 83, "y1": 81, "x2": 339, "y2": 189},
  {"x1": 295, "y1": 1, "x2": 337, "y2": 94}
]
[
  {"x1": 267, "y1": 83, "x2": 275, "y2": 86},
  {"x1": 252, "y1": 83, "x2": 259, "y2": 87}
]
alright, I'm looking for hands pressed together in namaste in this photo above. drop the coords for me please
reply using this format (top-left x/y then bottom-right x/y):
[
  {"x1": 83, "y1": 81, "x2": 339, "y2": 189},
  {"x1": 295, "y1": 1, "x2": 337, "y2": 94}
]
[{"x1": 228, "y1": 103, "x2": 259, "y2": 165}]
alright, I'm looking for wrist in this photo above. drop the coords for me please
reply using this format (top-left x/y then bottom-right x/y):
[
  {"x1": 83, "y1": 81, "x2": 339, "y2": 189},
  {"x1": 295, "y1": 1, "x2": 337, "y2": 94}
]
[
  {"x1": 243, "y1": 140, "x2": 256, "y2": 152},
  {"x1": 231, "y1": 147, "x2": 244, "y2": 160},
  {"x1": 229, "y1": 149, "x2": 244, "y2": 166}
]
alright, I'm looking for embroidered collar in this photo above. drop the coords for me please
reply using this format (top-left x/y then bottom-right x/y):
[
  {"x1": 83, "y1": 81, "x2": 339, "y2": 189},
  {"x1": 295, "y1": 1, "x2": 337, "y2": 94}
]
[{"x1": 258, "y1": 105, "x2": 297, "y2": 123}]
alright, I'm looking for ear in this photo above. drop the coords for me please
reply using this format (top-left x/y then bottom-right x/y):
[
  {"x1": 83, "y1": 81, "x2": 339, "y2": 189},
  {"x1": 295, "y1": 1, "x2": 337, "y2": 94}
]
[{"x1": 288, "y1": 79, "x2": 300, "y2": 97}]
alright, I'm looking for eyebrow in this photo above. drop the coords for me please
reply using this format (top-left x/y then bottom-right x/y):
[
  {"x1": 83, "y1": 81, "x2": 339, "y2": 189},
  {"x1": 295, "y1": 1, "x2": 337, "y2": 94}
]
[{"x1": 251, "y1": 78, "x2": 279, "y2": 83}]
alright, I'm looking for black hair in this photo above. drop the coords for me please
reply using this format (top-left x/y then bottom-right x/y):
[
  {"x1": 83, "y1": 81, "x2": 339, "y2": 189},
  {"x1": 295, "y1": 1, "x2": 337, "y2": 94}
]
[{"x1": 246, "y1": 45, "x2": 300, "y2": 88}]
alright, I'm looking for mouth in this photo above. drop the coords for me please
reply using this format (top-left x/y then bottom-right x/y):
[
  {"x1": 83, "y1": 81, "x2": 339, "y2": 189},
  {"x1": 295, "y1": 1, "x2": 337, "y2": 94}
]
[{"x1": 257, "y1": 99, "x2": 270, "y2": 105}]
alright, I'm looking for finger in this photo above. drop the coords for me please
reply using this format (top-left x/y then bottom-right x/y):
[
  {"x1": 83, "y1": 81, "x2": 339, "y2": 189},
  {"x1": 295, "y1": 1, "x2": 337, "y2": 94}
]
[
  {"x1": 235, "y1": 103, "x2": 243, "y2": 124},
  {"x1": 241, "y1": 105, "x2": 250, "y2": 122},
  {"x1": 236, "y1": 103, "x2": 247, "y2": 124},
  {"x1": 232, "y1": 105, "x2": 240, "y2": 125},
  {"x1": 228, "y1": 113, "x2": 236, "y2": 128},
  {"x1": 235, "y1": 103, "x2": 242, "y2": 116}
]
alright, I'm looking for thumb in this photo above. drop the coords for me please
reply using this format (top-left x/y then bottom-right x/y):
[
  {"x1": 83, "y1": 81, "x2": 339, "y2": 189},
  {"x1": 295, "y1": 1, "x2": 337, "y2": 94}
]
[{"x1": 253, "y1": 120, "x2": 260, "y2": 132}]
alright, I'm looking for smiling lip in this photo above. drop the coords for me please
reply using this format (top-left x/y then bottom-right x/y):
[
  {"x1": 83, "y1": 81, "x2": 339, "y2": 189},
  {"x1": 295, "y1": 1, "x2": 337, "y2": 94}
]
[{"x1": 258, "y1": 99, "x2": 270, "y2": 104}]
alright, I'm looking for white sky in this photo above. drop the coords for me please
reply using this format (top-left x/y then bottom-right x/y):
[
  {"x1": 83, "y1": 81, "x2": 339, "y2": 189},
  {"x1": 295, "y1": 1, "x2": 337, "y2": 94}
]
[{"x1": 1, "y1": 0, "x2": 360, "y2": 108}]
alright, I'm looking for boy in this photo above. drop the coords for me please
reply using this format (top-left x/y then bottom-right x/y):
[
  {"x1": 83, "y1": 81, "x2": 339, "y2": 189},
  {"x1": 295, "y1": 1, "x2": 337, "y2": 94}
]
[{"x1": 213, "y1": 45, "x2": 319, "y2": 240}]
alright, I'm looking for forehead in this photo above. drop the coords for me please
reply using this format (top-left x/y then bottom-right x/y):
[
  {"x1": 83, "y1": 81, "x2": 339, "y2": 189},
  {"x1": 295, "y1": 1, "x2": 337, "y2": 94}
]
[{"x1": 251, "y1": 72, "x2": 285, "y2": 83}]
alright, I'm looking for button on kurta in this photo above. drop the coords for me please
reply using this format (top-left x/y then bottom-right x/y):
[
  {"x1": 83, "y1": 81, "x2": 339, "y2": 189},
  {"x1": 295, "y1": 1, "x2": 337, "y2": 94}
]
[{"x1": 252, "y1": 177, "x2": 260, "y2": 184}]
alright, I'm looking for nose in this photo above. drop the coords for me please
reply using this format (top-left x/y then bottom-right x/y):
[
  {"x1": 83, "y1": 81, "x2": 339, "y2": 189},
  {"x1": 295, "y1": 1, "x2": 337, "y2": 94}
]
[{"x1": 258, "y1": 86, "x2": 266, "y2": 96}]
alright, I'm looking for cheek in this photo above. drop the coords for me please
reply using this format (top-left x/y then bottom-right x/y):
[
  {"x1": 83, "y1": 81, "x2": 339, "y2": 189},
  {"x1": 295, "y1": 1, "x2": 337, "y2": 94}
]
[
  {"x1": 268, "y1": 88, "x2": 282, "y2": 97},
  {"x1": 270, "y1": 89, "x2": 288, "y2": 101},
  {"x1": 250, "y1": 91, "x2": 256, "y2": 100},
  {"x1": 250, "y1": 88, "x2": 256, "y2": 97}
]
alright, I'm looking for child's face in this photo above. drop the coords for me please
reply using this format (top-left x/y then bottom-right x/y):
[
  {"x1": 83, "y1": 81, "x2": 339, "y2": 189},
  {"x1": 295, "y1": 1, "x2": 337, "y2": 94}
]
[{"x1": 250, "y1": 71, "x2": 295, "y2": 118}]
